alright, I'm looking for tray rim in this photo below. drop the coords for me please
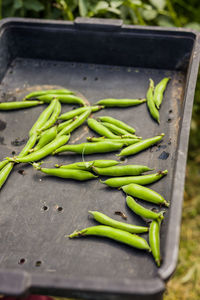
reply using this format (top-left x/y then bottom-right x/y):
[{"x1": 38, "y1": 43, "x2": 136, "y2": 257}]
[{"x1": 0, "y1": 17, "x2": 199, "y2": 298}]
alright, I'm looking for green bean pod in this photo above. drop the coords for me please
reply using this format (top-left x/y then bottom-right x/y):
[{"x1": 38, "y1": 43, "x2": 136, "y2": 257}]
[
  {"x1": 29, "y1": 99, "x2": 57, "y2": 137},
  {"x1": 146, "y1": 79, "x2": 160, "y2": 124},
  {"x1": 88, "y1": 211, "x2": 148, "y2": 234},
  {"x1": 56, "y1": 159, "x2": 120, "y2": 170},
  {"x1": 58, "y1": 109, "x2": 91, "y2": 136},
  {"x1": 0, "y1": 101, "x2": 43, "y2": 110},
  {"x1": 97, "y1": 116, "x2": 136, "y2": 134},
  {"x1": 38, "y1": 100, "x2": 61, "y2": 132},
  {"x1": 87, "y1": 137, "x2": 141, "y2": 145},
  {"x1": 37, "y1": 94, "x2": 86, "y2": 106},
  {"x1": 12, "y1": 135, "x2": 70, "y2": 163},
  {"x1": 101, "y1": 122, "x2": 137, "y2": 138},
  {"x1": 53, "y1": 141, "x2": 123, "y2": 155},
  {"x1": 87, "y1": 118, "x2": 118, "y2": 139},
  {"x1": 59, "y1": 106, "x2": 103, "y2": 121},
  {"x1": 0, "y1": 162, "x2": 14, "y2": 189},
  {"x1": 126, "y1": 196, "x2": 164, "y2": 221},
  {"x1": 154, "y1": 77, "x2": 170, "y2": 109},
  {"x1": 96, "y1": 98, "x2": 146, "y2": 107},
  {"x1": 18, "y1": 132, "x2": 38, "y2": 158},
  {"x1": 117, "y1": 134, "x2": 165, "y2": 157},
  {"x1": 0, "y1": 160, "x2": 9, "y2": 171},
  {"x1": 57, "y1": 119, "x2": 75, "y2": 132},
  {"x1": 149, "y1": 219, "x2": 162, "y2": 266},
  {"x1": 93, "y1": 165, "x2": 153, "y2": 176},
  {"x1": 100, "y1": 170, "x2": 168, "y2": 188},
  {"x1": 31, "y1": 126, "x2": 58, "y2": 152},
  {"x1": 68, "y1": 225, "x2": 151, "y2": 251},
  {"x1": 24, "y1": 89, "x2": 74, "y2": 99},
  {"x1": 35, "y1": 166, "x2": 98, "y2": 181},
  {"x1": 122, "y1": 183, "x2": 169, "y2": 207}
]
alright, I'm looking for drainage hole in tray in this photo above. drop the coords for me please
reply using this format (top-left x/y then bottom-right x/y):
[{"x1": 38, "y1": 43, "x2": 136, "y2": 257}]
[
  {"x1": 18, "y1": 258, "x2": 26, "y2": 265},
  {"x1": 167, "y1": 118, "x2": 172, "y2": 123},
  {"x1": 169, "y1": 109, "x2": 173, "y2": 114},
  {"x1": 94, "y1": 77, "x2": 98, "y2": 81},
  {"x1": 35, "y1": 261, "x2": 42, "y2": 267},
  {"x1": 42, "y1": 205, "x2": 48, "y2": 211},
  {"x1": 57, "y1": 206, "x2": 63, "y2": 212},
  {"x1": 83, "y1": 77, "x2": 87, "y2": 81}
]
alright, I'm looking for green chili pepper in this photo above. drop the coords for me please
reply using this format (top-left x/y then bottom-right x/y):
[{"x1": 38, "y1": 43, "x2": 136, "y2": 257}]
[
  {"x1": 31, "y1": 126, "x2": 57, "y2": 152},
  {"x1": 0, "y1": 162, "x2": 14, "y2": 189},
  {"x1": 88, "y1": 211, "x2": 148, "y2": 234},
  {"x1": 37, "y1": 94, "x2": 86, "y2": 106},
  {"x1": 68, "y1": 225, "x2": 151, "y2": 251},
  {"x1": 154, "y1": 77, "x2": 170, "y2": 109},
  {"x1": 59, "y1": 106, "x2": 103, "y2": 121},
  {"x1": 87, "y1": 137, "x2": 141, "y2": 145},
  {"x1": 96, "y1": 98, "x2": 146, "y2": 107},
  {"x1": 24, "y1": 89, "x2": 74, "y2": 100},
  {"x1": 97, "y1": 116, "x2": 136, "y2": 134},
  {"x1": 93, "y1": 165, "x2": 153, "y2": 176},
  {"x1": 34, "y1": 165, "x2": 98, "y2": 181},
  {"x1": 58, "y1": 109, "x2": 91, "y2": 136},
  {"x1": 10, "y1": 135, "x2": 70, "y2": 163},
  {"x1": 55, "y1": 159, "x2": 120, "y2": 170},
  {"x1": 100, "y1": 170, "x2": 168, "y2": 188},
  {"x1": 146, "y1": 79, "x2": 160, "y2": 124},
  {"x1": 149, "y1": 219, "x2": 162, "y2": 266},
  {"x1": 0, "y1": 101, "x2": 43, "y2": 110},
  {"x1": 126, "y1": 196, "x2": 165, "y2": 221},
  {"x1": 29, "y1": 99, "x2": 57, "y2": 137},
  {"x1": 53, "y1": 141, "x2": 123, "y2": 155},
  {"x1": 38, "y1": 100, "x2": 61, "y2": 132},
  {"x1": 101, "y1": 122, "x2": 137, "y2": 138},
  {"x1": 87, "y1": 118, "x2": 118, "y2": 138},
  {"x1": 117, "y1": 134, "x2": 164, "y2": 157},
  {"x1": 122, "y1": 183, "x2": 169, "y2": 207}
]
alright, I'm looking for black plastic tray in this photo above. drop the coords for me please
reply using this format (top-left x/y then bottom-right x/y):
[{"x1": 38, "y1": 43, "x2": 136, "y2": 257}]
[{"x1": 0, "y1": 18, "x2": 199, "y2": 300}]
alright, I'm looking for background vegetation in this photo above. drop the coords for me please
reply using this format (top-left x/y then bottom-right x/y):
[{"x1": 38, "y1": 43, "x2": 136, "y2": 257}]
[{"x1": 1, "y1": 1, "x2": 200, "y2": 299}]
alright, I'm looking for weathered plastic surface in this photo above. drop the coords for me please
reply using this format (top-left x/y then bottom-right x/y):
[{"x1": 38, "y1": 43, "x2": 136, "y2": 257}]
[{"x1": 0, "y1": 18, "x2": 199, "y2": 300}]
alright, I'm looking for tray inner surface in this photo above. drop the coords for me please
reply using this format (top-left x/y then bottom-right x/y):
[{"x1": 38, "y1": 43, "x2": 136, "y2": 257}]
[{"x1": 0, "y1": 57, "x2": 185, "y2": 280}]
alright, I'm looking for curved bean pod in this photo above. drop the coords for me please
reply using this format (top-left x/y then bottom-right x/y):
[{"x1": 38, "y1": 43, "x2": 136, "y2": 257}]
[
  {"x1": 87, "y1": 118, "x2": 118, "y2": 139},
  {"x1": 58, "y1": 108, "x2": 91, "y2": 136},
  {"x1": 31, "y1": 126, "x2": 57, "y2": 152},
  {"x1": 100, "y1": 170, "x2": 168, "y2": 187},
  {"x1": 87, "y1": 137, "x2": 141, "y2": 145},
  {"x1": 57, "y1": 119, "x2": 75, "y2": 132},
  {"x1": 35, "y1": 166, "x2": 97, "y2": 181},
  {"x1": 117, "y1": 134, "x2": 164, "y2": 157},
  {"x1": 0, "y1": 101, "x2": 43, "y2": 110},
  {"x1": 96, "y1": 98, "x2": 146, "y2": 107},
  {"x1": 24, "y1": 89, "x2": 73, "y2": 99},
  {"x1": 53, "y1": 141, "x2": 123, "y2": 155},
  {"x1": 18, "y1": 132, "x2": 38, "y2": 158},
  {"x1": 38, "y1": 100, "x2": 61, "y2": 132},
  {"x1": 37, "y1": 94, "x2": 86, "y2": 106},
  {"x1": 146, "y1": 79, "x2": 160, "y2": 124},
  {"x1": 68, "y1": 225, "x2": 151, "y2": 251},
  {"x1": 59, "y1": 106, "x2": 103, "y2": 121},
  {"x1": 126, "y1": 196, "x2": 164, "y2": 220},
  {"x1": 149, "y1": 219, "x2": 162, "y2": 266},
  {"x1": 88, "y1": 211, "x2": 148, "y2": 234},
  {"x1": 12, "y1": 135, "x2": 70, "y2": 163},
  {"x1": 56, "y1": 159, "x2": 120, "y2": 170},
  {"x1": 97, "y1": 116, "x2": 136, "y2": 134},
  {"x1": 0, "y1": 162, "x2": 14, "y2": 189},
  {"x1": 122, "y1": 183, "x2": 169, "y2": 207},
  {"x1": 154, "y1": 77, "x2": 170, "y2": 109},
  {"x1": 101, "y1": 122, "x2": 137, "y2": 137},
  {"x1": 29, "y1": 99, "x2": 57, "y2": 137},
  {"x1": 0, "y1": 160, "x2": 9, "y2": 171},
  {"x1": 93, "y1": 165, "x2": 153, "y2": 176}
]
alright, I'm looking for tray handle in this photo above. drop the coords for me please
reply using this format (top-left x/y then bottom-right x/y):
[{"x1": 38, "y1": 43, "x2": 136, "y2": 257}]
[{"x1": 0, "y1": 269, "x2": 30, "y2": 296}]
